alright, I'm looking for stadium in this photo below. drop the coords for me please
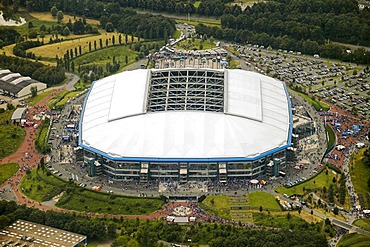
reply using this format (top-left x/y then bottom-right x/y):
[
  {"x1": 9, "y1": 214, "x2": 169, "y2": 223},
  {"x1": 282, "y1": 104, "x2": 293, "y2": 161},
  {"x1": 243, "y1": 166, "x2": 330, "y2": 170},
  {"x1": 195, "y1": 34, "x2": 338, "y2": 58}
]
[{"x1": 79, "y1": 68, "x2": 293, "y2": 182}]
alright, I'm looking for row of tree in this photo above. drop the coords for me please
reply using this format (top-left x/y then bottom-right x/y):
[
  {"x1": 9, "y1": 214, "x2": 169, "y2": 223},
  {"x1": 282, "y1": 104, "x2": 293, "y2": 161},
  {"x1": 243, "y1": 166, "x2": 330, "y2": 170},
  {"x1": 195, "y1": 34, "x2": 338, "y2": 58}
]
[
  {"x1": 195, "y1": 24, "x2": 370, "y2": 65},
  {"x1": 0, "y1": 54, "x2": 65, "y2": 86},
  {"x1": 0, "y1": 199, "x2": 328, "y2": 247}
]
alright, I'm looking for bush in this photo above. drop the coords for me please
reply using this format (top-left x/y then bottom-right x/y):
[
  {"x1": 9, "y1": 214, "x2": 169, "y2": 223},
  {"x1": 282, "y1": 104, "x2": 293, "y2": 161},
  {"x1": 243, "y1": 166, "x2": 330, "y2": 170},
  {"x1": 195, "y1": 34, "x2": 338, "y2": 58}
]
[{"x1": 28, "y1": 31, "x2": 38, "y2": 39}]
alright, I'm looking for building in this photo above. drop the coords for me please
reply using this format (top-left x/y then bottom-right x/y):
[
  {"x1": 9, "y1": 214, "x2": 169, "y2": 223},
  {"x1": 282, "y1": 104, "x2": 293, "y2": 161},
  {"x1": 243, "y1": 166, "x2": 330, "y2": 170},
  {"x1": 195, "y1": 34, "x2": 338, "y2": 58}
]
[
  {"x1": 79, "y1": 69, "x2": 292, "y2": 182},
  {"x1": 0, "y1": 220, "x2": 87, "y2": 247},
  {"x1": 0, "y1": 69, "x2": 46, "y2": 98},
  {"x1": 11, "y1": 107, "x2": 27, "y2": 124}
]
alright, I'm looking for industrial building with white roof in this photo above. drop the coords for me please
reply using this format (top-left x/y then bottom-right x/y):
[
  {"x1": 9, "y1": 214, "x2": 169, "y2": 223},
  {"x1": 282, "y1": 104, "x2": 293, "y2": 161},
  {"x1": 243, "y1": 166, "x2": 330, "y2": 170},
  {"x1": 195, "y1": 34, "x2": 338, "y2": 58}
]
[
  {"x1": 0, "y1": 69, "x2": 46, "y2": 98},
  {"x1": 79, "y1": 68, "x2": 293, "y2": 182}
]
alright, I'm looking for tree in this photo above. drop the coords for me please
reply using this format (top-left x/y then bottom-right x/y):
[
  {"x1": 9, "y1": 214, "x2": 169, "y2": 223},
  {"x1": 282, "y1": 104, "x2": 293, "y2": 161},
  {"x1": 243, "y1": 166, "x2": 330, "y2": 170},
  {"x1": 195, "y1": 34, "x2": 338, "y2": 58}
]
[
  {"x1": 286, "y1": 212, "x2": 292, "y2": 220},
  {"x1": 30, "y1": 86, "x2": 37, "y2": 97},
  {"x1": 105, "y1": 22, "x2": 114, "y2": 32},
  {"x1": 57, "y1": 11, "x2": 64, "y2": 23},
  {"x1": 62, "y1": 27, "x2": 70, "y2": 36},
  {"x1": 51, "y1": 6, "x2": 58, "y2": 18},
  {"x1": 333, "y1": 207, "x2": 339, "y2": 215}
]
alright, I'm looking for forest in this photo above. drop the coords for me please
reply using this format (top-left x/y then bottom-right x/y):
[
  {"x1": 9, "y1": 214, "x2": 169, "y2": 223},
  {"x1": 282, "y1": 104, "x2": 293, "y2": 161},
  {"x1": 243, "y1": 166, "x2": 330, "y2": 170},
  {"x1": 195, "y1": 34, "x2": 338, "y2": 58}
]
[
  {"x1": 0, "y1": 200, "x2": 328, "y2": 247},
  {"x1": 0, "y1": 54, "x2": 65, "y2": 86}
]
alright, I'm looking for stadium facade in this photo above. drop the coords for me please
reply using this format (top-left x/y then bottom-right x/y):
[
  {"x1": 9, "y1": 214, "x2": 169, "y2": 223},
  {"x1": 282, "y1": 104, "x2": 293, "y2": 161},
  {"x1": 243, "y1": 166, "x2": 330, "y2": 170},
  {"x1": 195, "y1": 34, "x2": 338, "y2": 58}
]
[{"x1": 79, "y1": 68, "x2": 293, "y2": 182}]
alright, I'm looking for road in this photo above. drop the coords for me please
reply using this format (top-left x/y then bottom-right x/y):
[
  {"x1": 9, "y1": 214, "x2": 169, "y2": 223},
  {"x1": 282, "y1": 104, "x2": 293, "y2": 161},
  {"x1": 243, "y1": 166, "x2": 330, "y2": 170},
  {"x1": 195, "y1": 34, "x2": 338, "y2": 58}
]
[{"x1": 64, "y1": 72, "x2": 80, "y2": 91}]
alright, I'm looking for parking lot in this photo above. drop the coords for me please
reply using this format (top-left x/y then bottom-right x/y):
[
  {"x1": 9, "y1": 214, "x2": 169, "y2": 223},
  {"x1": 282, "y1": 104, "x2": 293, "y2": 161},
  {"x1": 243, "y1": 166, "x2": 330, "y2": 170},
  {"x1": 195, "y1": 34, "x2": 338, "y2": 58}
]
[{"x1": 233, "y1": 44, "x2": 370, "y2": 120}]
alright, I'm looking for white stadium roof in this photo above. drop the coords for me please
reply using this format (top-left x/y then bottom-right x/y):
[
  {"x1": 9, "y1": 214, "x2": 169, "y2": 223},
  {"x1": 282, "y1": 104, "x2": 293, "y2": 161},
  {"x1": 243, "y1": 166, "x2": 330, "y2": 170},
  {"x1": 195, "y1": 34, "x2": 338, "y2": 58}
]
[{"x1": 80, "y1": 69, "x2": 292, "y2": 161}]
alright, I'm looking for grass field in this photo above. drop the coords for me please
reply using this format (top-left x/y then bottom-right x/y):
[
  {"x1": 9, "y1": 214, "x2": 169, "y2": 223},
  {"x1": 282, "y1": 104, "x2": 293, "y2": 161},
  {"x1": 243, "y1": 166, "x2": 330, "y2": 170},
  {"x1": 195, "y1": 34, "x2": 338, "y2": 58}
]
[
  {"x1": 20, "y1": 168, "x2": 66, "y2": 202},
  {"x1": 73, "y1": 45, "x2": 139, "y2": 73},
  {"x1": 57, "y1": 188, "x2": 164, "y2": 215},
  {"x1": 173, "y1": 30, "x2": 181, "y2": 39},
  {"x1": 200, "y1": 195, "x2": 231, "y2": 220},
  {"x1": 25, "y1": 90, "x2": 55, "y2": 106},
  {"x1": 28, "y1": 32, "x2": 134, "y2": 60},
  {"x1": 353, "y1": 218, "x2": 370, "y2": 232},
  {"x1": 253, "y1": 212, "x2": 310, "y2": 229},
  {"x1": 350, "y1": 148, "x2": 370, "y2": 208},
  {"x1": 176, "y1": 39, "x2": 216, "y2": 50},
  {"x1": 0, "y1": 125, "x2": 26, "y2": 159},
  {"x1": 296, "y1": 91, "x2": 330, "y2": 111},
  {"x1": 338, "y1": 233, "x2": 370, "y2": 247},
  {"x1": 34, "y1": 118, "x2": 50, "y2": 153},
  {"x1": 275, "y1": 167, "x2": 338, "y2": 196},
  {"x1": 47, "y1": 90, "x2": 83, "y2": 109},
  {"x1": 248, "y1": 192, "x2": 282, "y2": 211},
  {"x1": 0, "y1": 163, "x2": 19, "y2": 185},
  {"x1": 325, "y1": 124, "x2": 336, "y2": 149},
  {"x1": 194, "y1": 1, "x2": 201, "y2": 8},
  {"x1": 229, "y1": 60, "x2": 241, "y2": 69},
  {"x1": 20, "y1": 168, "x2": 165, "y2": 214},
  {"x1": 0, "y1": 109, "x2": 14, "y2": 125},
  {"x1": 30, "y1": 12, "x2": 100, "y2": 25},
  {"x1": 55, "y1": 91, "x2": 83, "y2": 108}
]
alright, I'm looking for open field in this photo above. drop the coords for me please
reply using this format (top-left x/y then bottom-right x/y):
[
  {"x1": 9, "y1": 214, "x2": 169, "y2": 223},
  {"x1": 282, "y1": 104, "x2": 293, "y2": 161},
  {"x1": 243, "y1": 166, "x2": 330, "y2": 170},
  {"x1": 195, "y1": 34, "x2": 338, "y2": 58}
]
[
  {"x1": 28, "y1": 32, "x2": 134, "y2": 60},
  {"x1": 296, "y1": 91, "x2": 330, "y2": 111},
  {"x1": 0, "y1": 110, "x2": 14, "y2": 125},
  {"x1": 0, "y1": 125, "x2": 26, "y2": 159},
  {"x1": 248, "y1": 192, "x2": 282, "y2": 211},
  {"x1": 0, "y1": 163, "x2": 19, "y2": 185},
  {"x1": 200, "y1": 195, "x2": 231, "y2": 220},
  {"x1": 350, "y1": 148, "x2": 370, "y2": 208},
  {"x1": 20, "y1": 168, "x2": 165, "y2": 214},
  {"x1": 57, "y1": 188, "x2": 164, "y2": 215},
  {"x1": 253, "y1": 211, "x2": 312, "y2": 229},
  {"x1": 20, "y1": 168, "x2": 66, "y2": 202},
  {"x1": 47, "y1": 90, "x2": 83, "y2": 109},
  {"x1": 275, "y1": 167, "x2": 338, "y2": 196},
  {"x1": 30, "y1": 12, "x2": 100, "y2": 25},
  {"x1": 353, "y1": 218, "x2": 370, "y2": 232},
  {"x1": 25, "y1": 90, "x2": 55, "y2": 106},
  {"x1": 73, "y1": 45, "x2": 139, "y2": 73},
  {"x1": 338, "y1": 233, "x2": 370, "y2": 247}
]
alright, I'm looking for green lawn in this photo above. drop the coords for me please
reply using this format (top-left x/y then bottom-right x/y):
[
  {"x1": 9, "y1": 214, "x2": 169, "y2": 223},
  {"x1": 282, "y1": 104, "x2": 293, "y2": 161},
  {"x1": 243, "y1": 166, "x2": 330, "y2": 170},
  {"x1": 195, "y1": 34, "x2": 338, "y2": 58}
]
[
  {"x1": 55, "y1": 90, "x2": 83, "y2": 108},
  {"x1": 296, "y1": 91, "x2": 330, "y2": 111},
  {"x1": 353, "y1": 218, "x2": 370, "y2": 232},
  {"x1": 193, "y1": 1, "x2": 201, "y2": 8},
  {"x1": 248, "y1": 192, "x2": 282, "y2": 211},
  {"x1": 20, "y1": 168, "x2": 165, "y2": 215},
  {"x1": 34, "y1": 118, "x2": 50, "y2": 153},
  {"x1": 0, "y1": 163, "x2": 19, "y2": 185},
  {"x1": 275, "y1": 167, "x2": 338, "y2": 196},
  {"x1": 47, "y1": 90, "x2": 83, "y2": 110},
  {"x1": 173, "y1": 30, "x2": 181, "y2": 39},
  {"x1": 25, "y1": 90, "x2": 55, "y2": 106},
  {"x1": 176, "y1": 39, "x2": 216, "y2": 50},
  {"x1": 0, "y1": 125, "x2": 26, "y2": 159},
  {"x1": 73, "y1": 45, "x2": 138, "y2": 74},
  {"x1": 57, "y1": 189, "x2": 164, "y2": 215},
  {"x1": 350, "y1": 148, "x2": 370, "y2": 209},
  {"x1": 229, "y1": 60, "x2": 240, "y2": 69},
  {"x1": 338, "y1": 233, "x2": 370, "y2": 247},
  {"x1": 20, "y1": 168, "x2": 66, "y2": 202},
  {"x1": 200, "y1": 195, "x2": 231, "y2": 220},
  {"x1": 253, "y1": 212, "x2": 309, "y2": 229},
  {"x1": 0, "y1": 109, "x2": 15, "y2": 125},
  {"x1": 325, "y1": 124, "x2": 336, "y2": 149}
]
